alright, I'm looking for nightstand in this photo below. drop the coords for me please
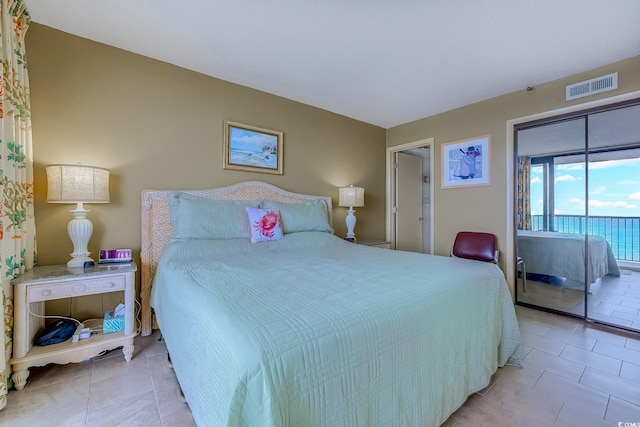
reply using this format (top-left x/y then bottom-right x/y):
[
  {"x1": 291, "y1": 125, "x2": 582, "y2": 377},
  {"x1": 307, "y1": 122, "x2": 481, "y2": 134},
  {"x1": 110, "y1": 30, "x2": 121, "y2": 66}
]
[
  {"x1": 357, "y1": 239, "x2": 392, "y2": 249},
  {"x1": 9, "y1": 261, "x2": 137, "y2": 390}
]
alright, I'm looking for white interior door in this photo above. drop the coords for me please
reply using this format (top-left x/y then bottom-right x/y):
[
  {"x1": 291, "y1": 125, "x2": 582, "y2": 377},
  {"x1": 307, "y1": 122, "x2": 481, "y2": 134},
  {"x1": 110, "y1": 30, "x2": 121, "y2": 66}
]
[{"x1": 395, "y1": 152, "x2": 423, "y2": 252}]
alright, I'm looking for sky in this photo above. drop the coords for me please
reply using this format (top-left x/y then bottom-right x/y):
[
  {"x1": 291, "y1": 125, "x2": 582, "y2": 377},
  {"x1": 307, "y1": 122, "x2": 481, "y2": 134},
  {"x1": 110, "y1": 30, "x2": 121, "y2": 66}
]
[
  {"x1": 530, "y1": 157, "x2": 640, "y2": 218},
  {"x1": 230, "y1": 127, "x2": 277, "y2": 153}
]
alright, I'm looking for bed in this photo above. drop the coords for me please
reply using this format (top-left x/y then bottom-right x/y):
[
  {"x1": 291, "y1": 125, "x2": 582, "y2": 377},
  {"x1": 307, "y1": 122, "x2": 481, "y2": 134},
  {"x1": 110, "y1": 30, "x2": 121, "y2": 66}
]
[
  {"x1": 517, "y1": 230, "x2": 620, "y2": 291},
  {"x1": 141, "y1": 181, "x2": 521, "y2": 427}
]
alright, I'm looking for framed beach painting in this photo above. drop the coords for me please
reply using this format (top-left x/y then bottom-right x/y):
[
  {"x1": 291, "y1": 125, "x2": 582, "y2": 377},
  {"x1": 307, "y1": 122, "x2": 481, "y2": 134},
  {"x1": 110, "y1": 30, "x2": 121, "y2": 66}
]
[
  {"x1": 223, "y1": 120, "x2": 283, "y2": 175},
  {"x1": 441, "y1": 134, "x2": 492, "y2": 188}
]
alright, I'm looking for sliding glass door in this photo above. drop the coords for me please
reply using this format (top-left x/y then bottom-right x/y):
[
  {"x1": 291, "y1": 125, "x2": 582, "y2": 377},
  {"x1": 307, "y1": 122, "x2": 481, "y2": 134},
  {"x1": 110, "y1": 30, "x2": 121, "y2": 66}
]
[
  {"x1": 516, "y1": 118, "x2": 587, "y2": 316},
  {"x1": 515, "y1": 100, "x2": 640, "y2": 332},
  {"x1": 585, "y1": 104, "x2": 640, "y2": 330}
]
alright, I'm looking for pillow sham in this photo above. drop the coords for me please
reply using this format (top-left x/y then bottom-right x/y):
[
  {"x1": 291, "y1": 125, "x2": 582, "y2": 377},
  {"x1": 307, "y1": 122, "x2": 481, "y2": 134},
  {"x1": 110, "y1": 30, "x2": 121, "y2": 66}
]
[
  {"x1": 246, "y1": 207, "x2": 283, "y2": 243},
  {"x1": 168, "y1": 192, "x2": 260, "y2": 240},
  {"x1": 262, "y1": 199, "x2": 333, "y2": 234}
]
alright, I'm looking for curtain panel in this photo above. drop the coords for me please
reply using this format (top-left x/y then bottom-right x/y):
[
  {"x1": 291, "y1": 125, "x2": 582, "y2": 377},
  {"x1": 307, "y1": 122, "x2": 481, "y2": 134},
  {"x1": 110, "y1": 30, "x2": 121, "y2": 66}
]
[
  {"x1": 0, "y1": 0, "x2": 35, "y2": 410},
  {"x1": 517, "y1": 156, "x2": 531, "y2": 231}
]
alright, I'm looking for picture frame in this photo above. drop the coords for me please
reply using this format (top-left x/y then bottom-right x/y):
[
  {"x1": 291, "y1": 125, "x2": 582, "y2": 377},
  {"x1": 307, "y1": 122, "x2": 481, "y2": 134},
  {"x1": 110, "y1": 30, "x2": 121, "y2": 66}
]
[
  {"x1": 441, "y1": 134, "x2": 492, "y2": 188},
  {"x1": 223, "y1": 120, "x2": 283, "y2": 175}
]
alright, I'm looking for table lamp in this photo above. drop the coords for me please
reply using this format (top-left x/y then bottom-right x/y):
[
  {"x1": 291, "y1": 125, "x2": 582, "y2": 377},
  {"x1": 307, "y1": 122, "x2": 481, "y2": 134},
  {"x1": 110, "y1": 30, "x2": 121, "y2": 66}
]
[
  {"x1": 46, "y1": 164, "x2": 110, "y2": 268},
  {"x1": 338, "y1": 185, "x2": 364, "y2": 241}
]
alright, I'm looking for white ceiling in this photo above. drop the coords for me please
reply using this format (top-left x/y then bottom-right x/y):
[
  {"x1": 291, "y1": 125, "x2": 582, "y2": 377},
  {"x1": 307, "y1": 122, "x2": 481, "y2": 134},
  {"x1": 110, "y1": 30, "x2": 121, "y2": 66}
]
[{"x1": 25, "y1": 0, "x2": 640, "y2": 129}]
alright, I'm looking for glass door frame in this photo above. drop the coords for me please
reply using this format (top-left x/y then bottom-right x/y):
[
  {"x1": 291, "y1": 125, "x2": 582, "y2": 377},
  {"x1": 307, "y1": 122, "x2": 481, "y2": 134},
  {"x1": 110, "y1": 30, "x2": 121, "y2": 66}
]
[
  {"x1": 515, "y1": 116, "x2": 588, "y2": 318},
  {"x1": 513, "y1": 97, "x2": 640, "y2": 330}
]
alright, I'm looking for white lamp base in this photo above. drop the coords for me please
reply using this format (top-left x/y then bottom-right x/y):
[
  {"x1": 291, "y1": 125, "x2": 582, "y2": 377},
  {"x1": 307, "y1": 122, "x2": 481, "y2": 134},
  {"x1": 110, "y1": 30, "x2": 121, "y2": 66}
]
[
  {"x1": 67, "y1": 204, "x2": 94, "y2": 268},
  {"x1": 345, "y1": 207, "x2": 357, "y2": 240}
]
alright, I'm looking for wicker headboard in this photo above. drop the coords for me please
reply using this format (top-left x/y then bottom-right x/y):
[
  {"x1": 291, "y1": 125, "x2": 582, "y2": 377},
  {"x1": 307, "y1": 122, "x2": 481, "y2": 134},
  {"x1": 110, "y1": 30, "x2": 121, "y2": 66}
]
[{"x1": 140, "y1": 180, "x2": 333, "y2": 336}]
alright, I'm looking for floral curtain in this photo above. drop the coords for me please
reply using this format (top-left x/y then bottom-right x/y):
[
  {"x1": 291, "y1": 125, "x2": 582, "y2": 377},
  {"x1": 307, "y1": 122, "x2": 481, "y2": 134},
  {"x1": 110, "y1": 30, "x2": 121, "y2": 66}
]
[
  {"x1": 517, "y1": 156, "x2": 531, "y2": 231},
  {"x1": 0, "y1": 0, "x2": 35, "y2": 410}
]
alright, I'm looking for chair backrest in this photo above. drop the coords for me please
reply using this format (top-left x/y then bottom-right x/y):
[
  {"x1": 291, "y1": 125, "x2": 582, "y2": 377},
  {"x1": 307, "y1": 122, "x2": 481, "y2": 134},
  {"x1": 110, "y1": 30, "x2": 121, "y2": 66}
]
[{"x1": 451, "y1": 231, "x2": 498, "y2": 263}]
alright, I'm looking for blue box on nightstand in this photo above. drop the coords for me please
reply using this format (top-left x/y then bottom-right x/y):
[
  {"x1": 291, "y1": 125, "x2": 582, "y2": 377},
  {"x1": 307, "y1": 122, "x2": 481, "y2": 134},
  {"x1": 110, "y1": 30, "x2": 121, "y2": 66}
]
[{"x1": 103, "y1": 310, "x2": 125, "y2": 334}]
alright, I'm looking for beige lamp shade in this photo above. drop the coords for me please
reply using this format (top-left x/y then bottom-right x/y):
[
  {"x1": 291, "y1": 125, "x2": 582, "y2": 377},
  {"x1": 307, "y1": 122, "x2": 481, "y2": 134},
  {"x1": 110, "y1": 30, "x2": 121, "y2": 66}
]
[
  {"x1": 338, "y1": 185, "x2": 364, "y2": 208},
  {"x1": 46, "y1": 164, "x2": 110, "y2": 203},
  {"x1": 46, "y1": 164, "x2": 110, "y2": 268}
]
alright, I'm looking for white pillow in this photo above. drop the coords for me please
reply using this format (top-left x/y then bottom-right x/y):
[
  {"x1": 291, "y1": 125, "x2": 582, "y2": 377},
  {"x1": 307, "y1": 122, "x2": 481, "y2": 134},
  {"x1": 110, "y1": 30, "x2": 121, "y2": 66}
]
[{"x1": 246, "y1": 207, "x2": 283, "y2": 243}]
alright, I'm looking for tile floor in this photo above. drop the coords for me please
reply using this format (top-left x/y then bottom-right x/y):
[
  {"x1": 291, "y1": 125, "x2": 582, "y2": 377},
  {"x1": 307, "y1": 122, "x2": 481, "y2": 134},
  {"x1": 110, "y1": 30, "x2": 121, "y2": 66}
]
[
  {"x1": 518, "y1": 269, "x2": 640, "y2": 331},
  {"x1": 1, "y1": 331, "x2": 196, "y2": 427},
  {"x1": 2, "y1": 306, "x2": 640, "y2": 427}
]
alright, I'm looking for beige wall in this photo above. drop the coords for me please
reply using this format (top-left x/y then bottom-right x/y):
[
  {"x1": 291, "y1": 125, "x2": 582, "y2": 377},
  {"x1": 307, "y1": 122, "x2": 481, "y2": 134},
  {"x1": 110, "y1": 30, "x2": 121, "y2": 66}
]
[
  {"x1": 387, "y1": 55, "x2": 640, "y2": 291},
  {"x1": 27, "y1": 24, "x2": 386, "y2": 316},
  {"x1": 27, "y1": 24, "x2": 386, "y2": 262}
]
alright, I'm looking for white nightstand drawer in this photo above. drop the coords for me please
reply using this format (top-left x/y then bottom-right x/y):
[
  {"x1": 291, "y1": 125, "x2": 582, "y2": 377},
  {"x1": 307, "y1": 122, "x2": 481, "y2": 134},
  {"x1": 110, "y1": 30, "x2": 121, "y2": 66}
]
[{"x1": 26, "y1": 275, "x2": 126, "y2": 302}]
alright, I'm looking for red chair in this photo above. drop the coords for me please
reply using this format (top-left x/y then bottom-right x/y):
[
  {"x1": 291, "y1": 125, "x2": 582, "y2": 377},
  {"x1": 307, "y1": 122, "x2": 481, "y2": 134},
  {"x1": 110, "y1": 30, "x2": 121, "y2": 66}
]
[{"x1": 451, "y1": 231, "x2": 498, "y2": 263}]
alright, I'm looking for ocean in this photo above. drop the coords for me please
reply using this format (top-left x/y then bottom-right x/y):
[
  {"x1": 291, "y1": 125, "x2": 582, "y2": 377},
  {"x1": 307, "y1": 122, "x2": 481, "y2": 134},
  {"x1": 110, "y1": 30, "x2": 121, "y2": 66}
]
[{"x1": 532, "y1": 215, "x2": 640, "y2": 262}]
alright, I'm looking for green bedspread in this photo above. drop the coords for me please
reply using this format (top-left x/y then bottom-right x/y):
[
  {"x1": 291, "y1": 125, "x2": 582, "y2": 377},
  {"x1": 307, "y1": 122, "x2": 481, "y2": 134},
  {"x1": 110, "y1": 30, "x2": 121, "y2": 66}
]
[{"x1": 151, "y1": 232, "x2": 521, "y2": 426}]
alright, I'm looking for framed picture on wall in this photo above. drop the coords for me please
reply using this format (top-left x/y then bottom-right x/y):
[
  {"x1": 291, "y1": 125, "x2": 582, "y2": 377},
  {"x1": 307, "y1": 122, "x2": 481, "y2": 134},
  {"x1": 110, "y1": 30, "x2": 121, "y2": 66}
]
[
  {"x1": 223, "y1": 120, "x2": 283, "y2": 175},
  {"x1": 441, "y1": 134, "x2": 492, "y2": 188}
]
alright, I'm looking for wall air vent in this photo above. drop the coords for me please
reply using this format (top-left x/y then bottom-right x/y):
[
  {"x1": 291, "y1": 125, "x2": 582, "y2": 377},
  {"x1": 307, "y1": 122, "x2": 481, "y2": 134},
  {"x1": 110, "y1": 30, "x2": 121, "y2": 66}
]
[{"x1": 566, "y1": 72, "x2": 618, "y2": 101}]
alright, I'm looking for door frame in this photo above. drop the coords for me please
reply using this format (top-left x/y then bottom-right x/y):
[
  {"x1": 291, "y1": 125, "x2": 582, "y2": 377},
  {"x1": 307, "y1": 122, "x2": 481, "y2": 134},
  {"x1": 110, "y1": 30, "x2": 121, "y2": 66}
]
[
  {"x1": 506, "y1": 89, "x2": 640, "y2": 296},
  {"x1": 386, "y1": 138, "x2": 435, "y2": 253}
]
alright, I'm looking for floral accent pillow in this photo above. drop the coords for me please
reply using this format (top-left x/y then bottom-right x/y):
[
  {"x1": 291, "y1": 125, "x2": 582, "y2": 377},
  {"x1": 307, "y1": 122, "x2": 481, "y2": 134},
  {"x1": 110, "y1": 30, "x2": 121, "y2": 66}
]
[{"x1": 246, "y1": 207, "x2": 283, "y2": 243}]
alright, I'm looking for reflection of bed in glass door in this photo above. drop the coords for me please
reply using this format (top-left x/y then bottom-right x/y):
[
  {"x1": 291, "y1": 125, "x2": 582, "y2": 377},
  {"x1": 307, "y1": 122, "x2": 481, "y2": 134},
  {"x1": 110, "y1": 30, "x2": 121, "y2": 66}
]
[{"x1": 517, "y1": 231, "x2": 620, "y2": 291}]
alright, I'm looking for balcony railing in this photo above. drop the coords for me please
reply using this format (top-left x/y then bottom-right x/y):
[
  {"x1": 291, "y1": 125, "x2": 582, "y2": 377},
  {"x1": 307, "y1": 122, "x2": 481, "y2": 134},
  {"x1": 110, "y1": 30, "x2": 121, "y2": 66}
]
[{"x1": 531, "y1": 215, "x2": 640, "y2": 262}]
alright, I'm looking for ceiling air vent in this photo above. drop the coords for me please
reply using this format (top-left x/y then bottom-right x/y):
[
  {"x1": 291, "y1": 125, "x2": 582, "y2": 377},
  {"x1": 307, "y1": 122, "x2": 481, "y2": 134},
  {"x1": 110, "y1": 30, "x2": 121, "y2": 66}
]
[{"x1": 566, "y1": 72, "x2": 618, "y2": 101}]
